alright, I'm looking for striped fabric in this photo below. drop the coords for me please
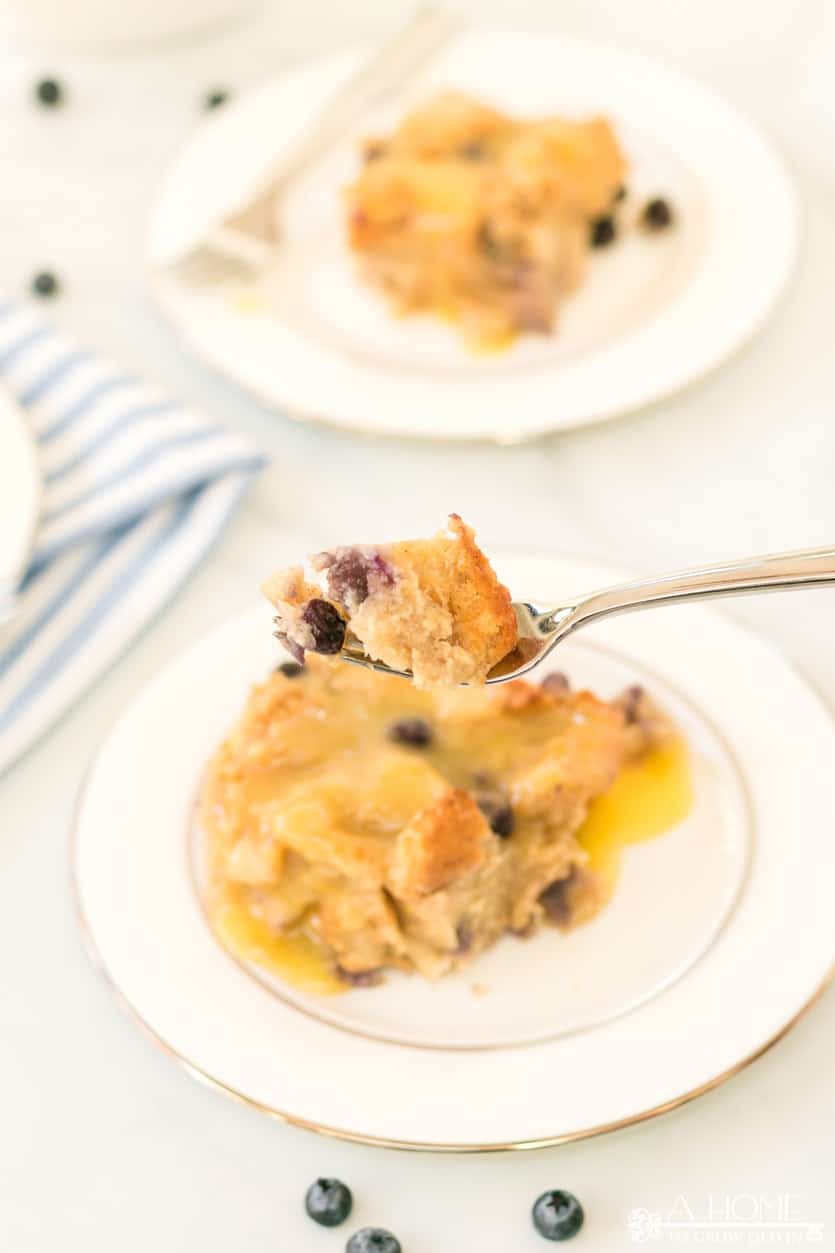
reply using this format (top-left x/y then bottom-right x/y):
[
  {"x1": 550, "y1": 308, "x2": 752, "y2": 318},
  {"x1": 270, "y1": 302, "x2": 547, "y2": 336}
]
[{"x1": 0, "y1": 300, "x2": 265, "y2": 775}]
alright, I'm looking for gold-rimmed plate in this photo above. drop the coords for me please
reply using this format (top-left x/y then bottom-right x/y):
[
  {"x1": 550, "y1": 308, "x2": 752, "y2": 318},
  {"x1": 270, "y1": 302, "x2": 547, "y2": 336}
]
[
  {"x1": 146, "y1": 32, "x2": 797, "y2": 442},
  {"x1": 72, "y1": 551, "x2": 835, "y2": 1150}
]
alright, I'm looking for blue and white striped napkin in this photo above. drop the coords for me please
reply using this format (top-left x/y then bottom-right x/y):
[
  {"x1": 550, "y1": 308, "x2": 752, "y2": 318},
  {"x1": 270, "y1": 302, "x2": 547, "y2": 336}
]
[{"x1": 0, "y1": 299, "x2": 266, "y2": 775}]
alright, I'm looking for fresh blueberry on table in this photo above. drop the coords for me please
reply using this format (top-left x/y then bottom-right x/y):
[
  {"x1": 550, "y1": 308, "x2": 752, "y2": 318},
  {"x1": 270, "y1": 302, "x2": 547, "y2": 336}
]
[
  {"x1": 532, "y1": 1190, "x2": 585, "y2": 1241},
  {"x1": 31, "y1": 271, "x2": 60, "y2": 299},
  {"x1": 276, "y1": 661, "x2": 304, "y2": 678},
  {"x1": 346, "y1": 1228, "x2": 402, "y2": 1253},
  {"x1": 205, "y1": 89, "x2": 229, "y2": 110},
  {"x1": 35, "y1": 78, "x2": 63, "y2": 107},
  {"x1": 590, "y1": 215, "x2": 616, "y2": 247},
  {"x1": 304, "y1": 1177, "x2": 353, "y2": 1228}
]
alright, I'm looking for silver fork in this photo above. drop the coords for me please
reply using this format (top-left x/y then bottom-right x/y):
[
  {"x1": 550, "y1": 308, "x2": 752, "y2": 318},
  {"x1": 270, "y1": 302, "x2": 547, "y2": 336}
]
[
  {"x1": 339, "y1": 545, "x2": 835, "y2": 684},
  {"x1": 161, "y1": 4, "x2": 463, "y2": 283}
]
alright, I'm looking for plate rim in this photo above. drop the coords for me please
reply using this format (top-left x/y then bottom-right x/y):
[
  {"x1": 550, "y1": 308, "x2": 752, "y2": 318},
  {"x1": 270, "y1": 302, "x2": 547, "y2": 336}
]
[
  {"x1": 146, "y1": 31, "x2": 799, "y2": 443},
  {"x1": 70, "y1": 867, "x2": 833, "y2": 1153},
  {"x1": 70, "y1": 549, "x2": 835, "y2": 1152}
]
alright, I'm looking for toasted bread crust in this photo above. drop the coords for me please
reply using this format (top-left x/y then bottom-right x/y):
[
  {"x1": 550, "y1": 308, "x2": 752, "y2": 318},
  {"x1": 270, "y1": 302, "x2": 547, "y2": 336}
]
[{"x1": 389, "y1": 788, "x2": 492, "y2": 897}]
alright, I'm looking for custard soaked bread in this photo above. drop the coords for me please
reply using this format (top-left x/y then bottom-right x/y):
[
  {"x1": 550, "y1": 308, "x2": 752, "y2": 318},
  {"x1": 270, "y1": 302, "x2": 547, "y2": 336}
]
[{"x1": 201, "y1": 658, "x2": 673, "y2": 985}]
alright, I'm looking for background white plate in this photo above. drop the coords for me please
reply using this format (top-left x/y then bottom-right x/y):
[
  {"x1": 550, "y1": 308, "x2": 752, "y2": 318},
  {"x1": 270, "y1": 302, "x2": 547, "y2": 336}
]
[
  {"x1": 148, "y1": 31, "x2": 797, "y2": 441},
  {"x1": 74, "y1": 553, "x2": 835, "y2": 1149},
  {"x1": 0, "y1": 385, "x2": 40, "y2": 597}
]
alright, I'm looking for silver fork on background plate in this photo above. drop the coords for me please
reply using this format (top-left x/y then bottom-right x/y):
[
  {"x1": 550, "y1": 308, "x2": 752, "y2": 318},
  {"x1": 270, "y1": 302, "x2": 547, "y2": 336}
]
[
  {"x1": 340, "y1": 545, "x2": 835, "y2": 684},
  {"x1": 162, "y1": 4, "x2": 463, "y2": 282}
]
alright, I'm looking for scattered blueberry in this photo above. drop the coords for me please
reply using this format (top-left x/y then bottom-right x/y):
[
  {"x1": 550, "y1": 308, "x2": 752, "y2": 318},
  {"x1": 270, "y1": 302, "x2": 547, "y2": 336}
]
[
  {"x1": 642, "y1": 197, "x2": 674, "y2": 230},
  {"x1": 532, "y1": 1190, "x2": 585, "y2": 1242},
  {"x1": 205, "y1": 89, "x2": 229, "y2": 110},
  {"x1": 31, "y1": 271, "x2": 59, "y2": 299},
  {"x1": 276, "y1": 661, "x2": 304, "y2": 678},
  {"x1": 301, "y1": 599, "x2": 346, "y2": 654},
  {"x1": 476, "y1": 792, "x2": 514, "y2": 838},
  {"x1": 540, "y1": 672, "x2": 570, "y2": 694},
  {"x1": 388, "y1": 717, "x2": 433, "y2": 747},
  {"x1": 305, "y1": 1178, "x2": 353, "y2": 1228},
  {"x1": 35, "y1": 78, "x2": 63, "y2": 107},
  {"x1": 346, "y1": 1228, "x2": 402, "y2": 1253},
  {"x1": 590, "y1": 215, "x2": 616, "y2": 248}
]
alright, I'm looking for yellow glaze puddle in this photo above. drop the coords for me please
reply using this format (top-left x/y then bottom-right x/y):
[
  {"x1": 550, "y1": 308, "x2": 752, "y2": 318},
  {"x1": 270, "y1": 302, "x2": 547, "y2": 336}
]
[
  {"x1": 578, "y1": 737, "x2": 693, "y2": 891},
  {"x1": 212, "y1": 899, "x2": 343, "y2": 996}
]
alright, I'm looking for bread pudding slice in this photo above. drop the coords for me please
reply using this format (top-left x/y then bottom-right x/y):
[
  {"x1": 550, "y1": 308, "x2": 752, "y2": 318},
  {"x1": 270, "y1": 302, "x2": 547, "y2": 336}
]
[
  {"x1": 200, "y1": 657, "x2": 677, "y2": 986},
  {"x1": 262, "y1": 515, "x2": 518, "y2": 688},
  {"x1": 347, "y1": 91, "x2": 626, "y2": 348}
]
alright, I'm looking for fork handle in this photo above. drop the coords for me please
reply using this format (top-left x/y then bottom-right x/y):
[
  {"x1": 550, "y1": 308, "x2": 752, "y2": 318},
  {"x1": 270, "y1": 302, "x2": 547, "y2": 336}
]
[
  {"x1": 246, "y1": 5, "x2": 461, "y2": 208},
  {"x1": 567, "y1": 544, "x2": 835, "y2": 630}
]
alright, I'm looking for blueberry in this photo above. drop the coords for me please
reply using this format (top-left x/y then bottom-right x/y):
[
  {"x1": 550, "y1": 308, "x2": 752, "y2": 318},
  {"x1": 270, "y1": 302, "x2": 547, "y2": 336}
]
[
  {"x1": 532, "y1": 1190, "x2": 585, "y2": 1242},
  {"x1": 323, "y1": 548, "x2": 395, "y2": 612},
  {"x1": 619, "y1": 684, "x2": 644, "y2": 725},
  {"x1": 642, "y1": 197, "x2": 674, "y2": 230},
  {"x1": 35, "y1": 78, "x2": 63, "y2": 107},
  {"x1": 205, "y1": 89, "x2": 229, "y2": 110},
  {"x1": 276, "y1": 661, "x2": 304, "y2": 678},
  {"x1": 305, "y1": 1178, "x2": 353, "y2": 1228},
  {"x1": 539, "y1": 871, "x2": 577, "y2": 926},
  {"x1": 346, "y1": 1228, "x2": 402, "y2": 1253},
  {"x1": 336, "y1": 965, "x2": 383, "y2": 988},
  {"x1": 388, "y1": 717, "x2": 433, "y2": 747},
  {"x1": 31, "y1": 271, "x2": 59, "y2": 298},
  {"x1": 613, "y1": 184, "x2": 627, "y2": 203},
  {"x1": 590, "y1": 215, "x2": 616, "y2": 248},
  {"x1": 476, "y1": 792, "x2": 514, "y2": 838},
  {"x1": 301, "y1": 599, "x2": 346, "y2": 655},
  {"x1": 540, "y1": 672, "x2": 570, "y2": 694}
]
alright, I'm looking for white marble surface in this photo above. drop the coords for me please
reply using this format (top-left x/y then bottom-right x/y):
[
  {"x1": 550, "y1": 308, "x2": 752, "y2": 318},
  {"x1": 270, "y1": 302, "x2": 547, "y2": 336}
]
[{"x1": 2, "y1": 2, "x2": 835, "y2": 1249}]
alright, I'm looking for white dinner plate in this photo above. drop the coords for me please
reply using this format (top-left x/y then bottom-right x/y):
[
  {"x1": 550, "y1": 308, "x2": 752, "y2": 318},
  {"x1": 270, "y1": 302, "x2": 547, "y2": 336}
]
[
  {"x1": 147, "y1": 31, "x2": 797, "y2": 442},
  {"x1": 73, "y1": 550, "x2": 835, "y2": 1150},
  {"x1": 0, "y1": 385, "x2": 40, "y2": 600}
]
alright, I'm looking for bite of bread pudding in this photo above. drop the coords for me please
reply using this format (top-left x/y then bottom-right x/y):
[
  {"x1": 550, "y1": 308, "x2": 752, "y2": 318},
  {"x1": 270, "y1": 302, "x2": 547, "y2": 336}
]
[{"x1": 262, "y1": 515, "x2": 518, "y2": 688}]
